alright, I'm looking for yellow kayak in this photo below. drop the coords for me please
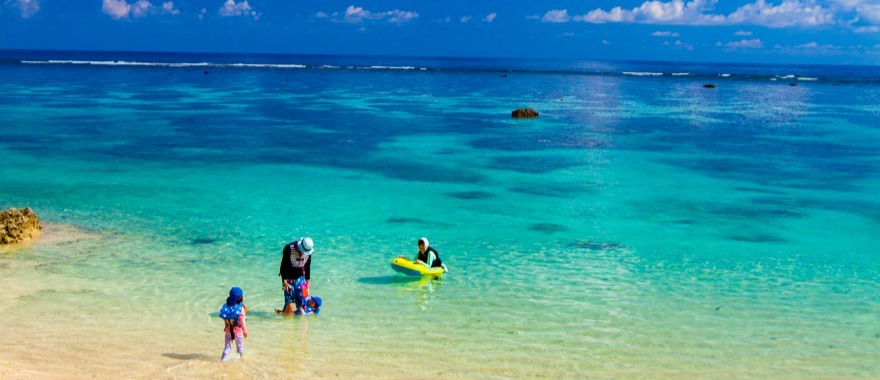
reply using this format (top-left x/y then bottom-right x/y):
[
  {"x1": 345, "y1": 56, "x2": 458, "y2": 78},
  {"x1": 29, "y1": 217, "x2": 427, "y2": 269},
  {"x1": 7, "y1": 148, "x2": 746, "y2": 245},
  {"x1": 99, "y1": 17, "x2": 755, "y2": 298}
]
[{"x1": 391, "y1": 257, "x2": 445, "y2": 276}]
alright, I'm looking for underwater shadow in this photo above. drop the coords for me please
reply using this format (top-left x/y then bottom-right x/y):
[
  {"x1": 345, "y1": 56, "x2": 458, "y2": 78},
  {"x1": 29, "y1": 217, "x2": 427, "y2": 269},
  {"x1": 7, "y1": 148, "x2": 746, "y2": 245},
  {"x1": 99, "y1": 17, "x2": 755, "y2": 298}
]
[
  {"x1": 357, "y1": 275, "x2": 424, "y2": 285},
  {"x1": 243, "y1": 310, "x2": 277, "y2": 319},
  {"x1": 162, "y1": 353, "x2": 212, "y2": 361}
]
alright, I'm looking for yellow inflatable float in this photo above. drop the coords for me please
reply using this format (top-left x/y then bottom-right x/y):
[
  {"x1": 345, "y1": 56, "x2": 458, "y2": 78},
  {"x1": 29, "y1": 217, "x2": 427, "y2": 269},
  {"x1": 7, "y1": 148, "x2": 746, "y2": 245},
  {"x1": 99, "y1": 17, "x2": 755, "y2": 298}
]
[{"x1": 391, "y1": 257, "x2": 445, "y2": 276}]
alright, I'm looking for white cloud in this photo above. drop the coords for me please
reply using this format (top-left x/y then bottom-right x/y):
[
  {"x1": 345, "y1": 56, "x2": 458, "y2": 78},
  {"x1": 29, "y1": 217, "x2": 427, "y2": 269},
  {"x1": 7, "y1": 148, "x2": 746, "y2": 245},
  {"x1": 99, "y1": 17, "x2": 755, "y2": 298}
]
[
  {"x1": 725, "y1": 38, "x2": 764, "y2": 48},
  {"x1": 101, "y1": 0, "x2": 180, "y2": 19},
  {"x1": 542, "y1": 9, "x2": 571, "y2": 23},
  {"x1": 219, "y1": 0, "x2": 259, "y2": 20},
  {"x1": 526, "y1": 14, "x2": 540, "y2": 20},
  {"x1": 602, "y1": 39, "x2": 611, "y2": 45},
  {"x1": 854, "y1": 25, "x2": 880, "y2": 32},
  {"x1": 576, "y1": 0, "x2": 725, "y2": 24},
  {"x1": 834, "y1": 0, "x2": 880, "y2": 24},
  {"x1": 773, "y1": 41, "x2": 844, "y2": 55},
  {"x1": 460, "y1": 16, "x2": 472, "y2": 23},
  {"x1": 675, "y1": 40, "x2": 695, "y2": 50},
  {"x1": 130, "y1": 0, "x2": 154, "y2": 18},
  {"x1": 651, "y1": 30, "x2": 680, "y2": 36},
  {"x1": 483, "y1": 12, "x2": 497, "y2": 23},
  {"x1": 548, "y1": 0, "x2": 834, "y2": 28},
  {"x1": 162, "y1": 1, "x2": 179, "y2": 16},
  {"x1": 6, "y1": 0, "x2": 39, "y2": 18},
  {"x1": 219, "y1": 0, "x2": 250, "y2": 16},
  {"x1": 102, "y1": 0, "x2": 131, "y2": 19},
  {"x1": 735, "y1": 30, "x2": 753, "y2": 35},
  {"x1": 315, "y1": 11, "x2": 329, "y2": 19},
  {"x1": 725, "y1": 0, "x2": 834, "y2": 27},
  {"x1": 440, "y1": 16, "x2": 451, "y2": 23},
  {"x1": 390, "y1": 10, "x2": 419, "y2": 23},
  {"x1": 320, "y1": 5, "x2": 418, "y2": 24},
  {"x1": 198, "y1": 7, "x2": 206, "y2": 19}
]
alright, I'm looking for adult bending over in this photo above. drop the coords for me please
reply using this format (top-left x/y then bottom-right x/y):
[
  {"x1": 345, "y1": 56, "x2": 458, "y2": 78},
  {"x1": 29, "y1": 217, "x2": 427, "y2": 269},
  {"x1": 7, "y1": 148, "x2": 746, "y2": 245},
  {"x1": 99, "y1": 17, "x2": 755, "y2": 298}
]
[{"x1": 277, "y1": 236, "x2": 314, "y2": 314}]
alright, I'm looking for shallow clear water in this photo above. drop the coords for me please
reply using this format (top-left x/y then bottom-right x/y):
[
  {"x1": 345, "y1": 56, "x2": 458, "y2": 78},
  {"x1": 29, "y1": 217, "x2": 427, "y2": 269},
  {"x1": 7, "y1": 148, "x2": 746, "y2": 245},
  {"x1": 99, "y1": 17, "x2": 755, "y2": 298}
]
[{"x1": 1, "y1": 51, "x2": 879, "y2": 378}]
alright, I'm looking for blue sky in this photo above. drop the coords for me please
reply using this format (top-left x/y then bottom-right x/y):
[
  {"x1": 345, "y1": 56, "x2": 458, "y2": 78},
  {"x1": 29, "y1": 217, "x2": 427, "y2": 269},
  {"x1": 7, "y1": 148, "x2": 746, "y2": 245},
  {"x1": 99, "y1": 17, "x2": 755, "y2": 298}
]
[{"x1": 2, "y1": 0, "x2": 880, "y2": 64}]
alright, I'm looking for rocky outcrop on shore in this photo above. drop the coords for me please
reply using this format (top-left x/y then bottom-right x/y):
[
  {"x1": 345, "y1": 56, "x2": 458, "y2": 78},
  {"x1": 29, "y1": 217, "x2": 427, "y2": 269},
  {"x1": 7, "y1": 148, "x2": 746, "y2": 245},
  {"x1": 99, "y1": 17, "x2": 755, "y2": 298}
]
[
  {"x1": 1, "y1": 207, "x2": 42, "y2": 244},
  {"x1": 512, "y1": 108, "x2": 539, "y2": 118}
]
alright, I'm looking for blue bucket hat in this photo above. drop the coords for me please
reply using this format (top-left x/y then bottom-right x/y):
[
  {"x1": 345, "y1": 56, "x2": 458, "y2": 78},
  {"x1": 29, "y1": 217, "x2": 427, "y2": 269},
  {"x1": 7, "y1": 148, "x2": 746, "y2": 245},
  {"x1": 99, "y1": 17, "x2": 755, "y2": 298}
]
[
  {"x1": 310, "y1": 296, "x2": 322, "y2": 308},
  {"x1": 226, "y1": 287, "x2": 243, "y2": 306}
]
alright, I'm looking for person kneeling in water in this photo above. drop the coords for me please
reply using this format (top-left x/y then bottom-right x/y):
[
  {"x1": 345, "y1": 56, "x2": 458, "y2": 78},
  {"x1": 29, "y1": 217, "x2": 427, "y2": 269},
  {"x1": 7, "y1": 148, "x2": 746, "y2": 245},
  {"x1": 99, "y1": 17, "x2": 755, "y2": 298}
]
[
  {"x1": 399, "y1": 237, "x2": 448, "y2": 272},
  {"x1": 295, "y1": 296, "x2": 322, "y2": 315}
]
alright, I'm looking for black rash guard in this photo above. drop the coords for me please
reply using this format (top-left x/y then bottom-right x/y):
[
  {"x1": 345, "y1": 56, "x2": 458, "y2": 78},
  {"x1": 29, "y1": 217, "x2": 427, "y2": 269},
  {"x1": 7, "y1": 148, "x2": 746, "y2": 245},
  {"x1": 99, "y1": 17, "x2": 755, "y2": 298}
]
[
  {"x1": 417, "y1": 247, "x2": 444, "y2": 268},
  {"x1": 279, "y1": 242, "x2": 311, "y2": 281}
]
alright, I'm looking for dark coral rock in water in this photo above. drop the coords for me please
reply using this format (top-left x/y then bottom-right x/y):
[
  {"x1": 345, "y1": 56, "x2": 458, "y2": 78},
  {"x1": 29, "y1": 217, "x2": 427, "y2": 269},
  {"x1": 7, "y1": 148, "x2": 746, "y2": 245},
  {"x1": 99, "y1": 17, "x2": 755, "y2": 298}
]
[
  {"x1": 191, "y1": 238, "x2": 220, "y2": 245},
  {"x1": 511, "y1": 108, "x2": 539, "y2": 119},
  {"x1": 703, "y1": 84, "x2": 717, "y2": 88},
  {"x1": 529, "y1": 223, "x2": 567, "y2": 233}
]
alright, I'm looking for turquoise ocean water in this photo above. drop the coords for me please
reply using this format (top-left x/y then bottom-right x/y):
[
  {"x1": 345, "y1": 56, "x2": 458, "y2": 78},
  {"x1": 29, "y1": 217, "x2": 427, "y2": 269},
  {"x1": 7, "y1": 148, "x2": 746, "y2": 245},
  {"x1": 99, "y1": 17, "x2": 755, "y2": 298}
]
[{"x1": 1, "y1": 51, "x2": 879, "y2": 378}]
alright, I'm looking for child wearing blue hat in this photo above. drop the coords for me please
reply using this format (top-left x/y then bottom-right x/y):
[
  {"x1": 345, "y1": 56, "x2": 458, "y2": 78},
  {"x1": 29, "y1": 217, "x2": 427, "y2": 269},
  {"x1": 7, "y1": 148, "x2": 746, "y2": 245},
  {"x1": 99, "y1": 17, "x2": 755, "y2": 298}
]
[
  {"x1": 276, "y1": 276, "x2": 324, "y2": 315},
  {"x1": 219, "y1": 287, "x2": 248, "y2": 361},
  {"x1": 295, "y1": 296, "x2": 322, "y2": 315}
]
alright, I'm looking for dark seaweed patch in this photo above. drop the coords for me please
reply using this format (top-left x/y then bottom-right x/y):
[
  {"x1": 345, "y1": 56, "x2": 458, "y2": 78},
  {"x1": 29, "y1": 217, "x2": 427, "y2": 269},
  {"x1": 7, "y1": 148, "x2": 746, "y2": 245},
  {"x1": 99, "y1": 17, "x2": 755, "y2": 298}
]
[
  {"x1": 752, "y1": 195, "x2": 880, "y2": 223},
  {"x1": 447, "y1": 191, "x2": 494, "y2": 200},
  {"x1": 508, "y1": 183, "x2": 584, "y2": 198},
  {"x1": 569, "y1": 240, "x2": 627, "y2": 250},
  {"x1": 708, "y1": 206, "x2": 803, "y2": 219},
  {"x1": 364, "y1": 161, "x2": 485, "y2": 184},
  {"x1": 471, "y1": 131, "x2": 609, "y2": 152},
  {"x1": 529, "y1": 223, "x2": 568, "y2": 233},
  {"x1": 667, "y1": 199, "x2": 804, "y2": 220},
  {"x1": 488, "y1": 155, "x2": 581, "y2": 174},
  {"x1": 129, "y1": 90, "x2": 191, "y2": 102},
  {"x1": 191, "y1": 238, "x2": 219, "y2": 245},
  {"x1": 387, "y1": 217, "x2": 421, "y2": 224},
  {"x1": 386, "y1": 217, "x2": 452, "y2": 228},
  {"x1": 729, "y1": 233, "x2": 787, "y2": 243},
  {"x1": 734, "y1": 186, "x2": 789, "y2": 195}
]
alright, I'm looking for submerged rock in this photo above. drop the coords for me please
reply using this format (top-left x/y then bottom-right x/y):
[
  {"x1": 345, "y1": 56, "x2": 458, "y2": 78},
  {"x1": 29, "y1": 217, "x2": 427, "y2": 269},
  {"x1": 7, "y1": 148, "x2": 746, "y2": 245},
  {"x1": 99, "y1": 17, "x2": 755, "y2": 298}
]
[
  {"x1": 703, "y1": 84, "x2": 716, "y2": 88},
  {"x1": 1, "y1": 207, "x2": 42, "y2": 244},
  {"x1": 512, "y1": 108, "x2": 539, "y2": 119}
]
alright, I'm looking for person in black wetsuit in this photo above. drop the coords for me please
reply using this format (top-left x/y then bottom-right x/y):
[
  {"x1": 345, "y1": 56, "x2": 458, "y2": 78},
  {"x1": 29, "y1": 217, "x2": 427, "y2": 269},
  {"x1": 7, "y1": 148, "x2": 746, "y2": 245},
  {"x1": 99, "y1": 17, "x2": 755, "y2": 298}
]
[
  {"x1": 400, "y1": 237, "x2": 448, "y2": 272},
  {"x1": 276, "y1": 237, "x2": 314, "y2": 314}
]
